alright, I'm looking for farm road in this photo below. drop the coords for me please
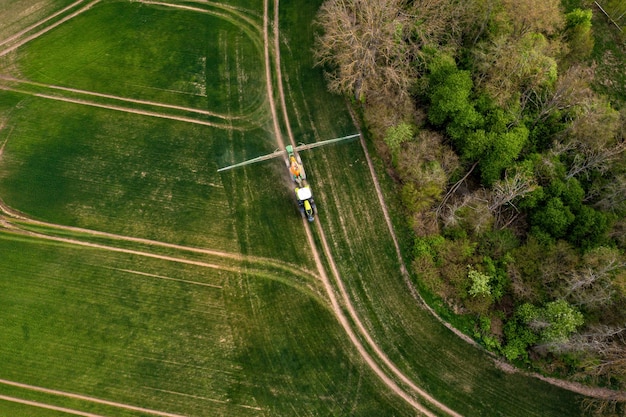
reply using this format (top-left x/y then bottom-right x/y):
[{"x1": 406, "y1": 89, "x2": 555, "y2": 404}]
[
  {"x1": 0, "y1": 0, "x2": 455, "y2": 415},
  {"x1": 264, "y1": 0, "x2": 459, "y2": 415}
]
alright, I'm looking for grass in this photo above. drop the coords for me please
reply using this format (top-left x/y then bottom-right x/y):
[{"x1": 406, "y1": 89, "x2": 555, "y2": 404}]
[
  {"x1": 11, "y1": 1, "x2": 266, "y2": 113},
  {"x1": 0, "y1": 231, "x2": 414, "y2": 416},
  {"x1": 0, "y1": 0, "x2": 595, "y2": 415}
]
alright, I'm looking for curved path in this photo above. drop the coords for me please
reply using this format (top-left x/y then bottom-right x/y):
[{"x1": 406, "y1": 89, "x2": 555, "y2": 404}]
[
  {"x1": 264, "y1": 1, "x2": 459, "y2": 415},
  {"x1": 0, "y1": 0, "x2": 102, "y2": 58}
]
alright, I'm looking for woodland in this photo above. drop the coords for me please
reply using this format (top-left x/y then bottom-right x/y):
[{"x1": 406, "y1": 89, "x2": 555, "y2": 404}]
[{"x1": 314, "y1": 0, "x2": 625, "y2": 414}]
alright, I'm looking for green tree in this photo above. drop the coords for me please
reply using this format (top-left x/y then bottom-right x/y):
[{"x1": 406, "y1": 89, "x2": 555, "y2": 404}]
[
  {"x1": 563, "y1": 9, "x2": 594, "y2": 62},
  {"x1": 384, "y1": 122, "x2": 414, "y2": 155},
  {"x1": 468, "y1": 266, "x2": 492, "y2": 297},
  {"x1": 539, "y1": 300, "x2": 584, "y2": 343},
  {"x1": 531, "y1": 197, "x2": 575, "y2": 239},
  {"x1": 569, "y1": 205, "x2": 610, "y2": 250},
  {"x1": 426, "y1": 54, "x2": 482, "y2": 134},
  {"x1": 518, "y1": 301, "x2": 581, "y2": 342}
]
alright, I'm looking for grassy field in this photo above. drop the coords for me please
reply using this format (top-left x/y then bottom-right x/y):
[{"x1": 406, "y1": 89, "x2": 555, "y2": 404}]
[{"x1": 0, "y1": 0, "x2": 591, "y2": 416}]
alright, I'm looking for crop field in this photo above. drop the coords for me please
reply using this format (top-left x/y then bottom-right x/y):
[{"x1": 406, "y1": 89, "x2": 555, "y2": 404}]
[{"x1": 0, "y1": 0, "x2": 587, "y2": 416}]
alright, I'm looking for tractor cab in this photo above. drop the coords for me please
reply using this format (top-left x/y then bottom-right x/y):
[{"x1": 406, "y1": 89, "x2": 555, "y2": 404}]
[{"x1": 295, "y1": 186, "x2": 316, "y2": 222}]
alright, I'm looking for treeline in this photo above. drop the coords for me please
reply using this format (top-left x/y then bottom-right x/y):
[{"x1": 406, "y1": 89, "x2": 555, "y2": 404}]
[{"x1": 315, "y1": 0, "x2": 625, "y2": 411}]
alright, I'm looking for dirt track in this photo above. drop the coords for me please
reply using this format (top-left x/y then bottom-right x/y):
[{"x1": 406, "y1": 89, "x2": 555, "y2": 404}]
[
  {"x1": 265, "y1": 0, "x2": 459, "y2": 415},
  {"x1": 0, "y1": 0, "x2": 102, "y2": 58},
  {"x1": 0, "y1": 379, "x2": 188, "y2": 417}
]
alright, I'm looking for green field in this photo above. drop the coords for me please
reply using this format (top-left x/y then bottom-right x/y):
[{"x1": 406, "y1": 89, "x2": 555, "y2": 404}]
[{"x1": 0, "y1": 0, "x2": 587, "y2": 416}]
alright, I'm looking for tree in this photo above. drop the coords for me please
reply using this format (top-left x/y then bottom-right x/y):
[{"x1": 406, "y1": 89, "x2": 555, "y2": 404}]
[
  {"x1": 521, "y1": 300, "x2": 584, "y2": 343},
  {"x1": 314, "y1": 0, "x2": 412, "y2": 103},
  {"x1": 500, "y1": 0, "x2": 564, "y2": 36},
  {"x1": 527, "y1": 64, "x2": 595, "y2": 129},
  {"x1": 384, "y1": 122, "x2": 414, "y2": 155},
  {"x1": 530, "y1": 197, "x2": 575, "y2": 239},
  {"x1": 559, "y1": 247, "x2": 624, "y2": 309},
  {"x1": 473, "y1": 32, "x2": 559, "y2": 108},
  {"x1": 478, "y1": 125, "x2": 529, "y2": 185},
  {"x1": 314, "y1": 0, "x2": 461, "y2": 106},
  {"x1": 563, "y1": 8, "x2": 594, "y2": 63},
  {"x1": 489, "y1": 169, "x2": 537, "y2": 227},
  {"x1": 426, "y1": 53, "x2": 482, "y2": 133},
  {"x1": 468, "y1": 266, "x2": 492, "y2": 297}
]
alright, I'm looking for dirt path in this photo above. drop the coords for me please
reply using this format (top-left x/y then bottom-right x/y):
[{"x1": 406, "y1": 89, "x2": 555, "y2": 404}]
[
  {"x1": 0, "y1": 379, "x2": 188, "y2": 417},
  {"x1": 0, "y1": 0, "x2": 86, "y2": 49},
  {"x1": 266, "y1": 1, "x2": 459, "y2": 415},
  {"x1": 262, "y1": 0, "x2": 286, "y2": 152},
  {"x1": 0, "y1": 394, "x2": 107, "y2": 417},
  {"x1": 0, "y1": 0, "x2": 101, "y2": 58}
]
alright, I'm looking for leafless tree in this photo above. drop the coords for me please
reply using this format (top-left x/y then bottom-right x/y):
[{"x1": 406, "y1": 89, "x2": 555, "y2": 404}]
[
  {"x1": 527, "y1": 64, "x2": 596, "y2": 128},
  {"x1": 314, "y1": 0, "x2": 415, "y2": 104},
  {"x1": 593, "y1": 175, "x2": 626, "y2": 213},
  {"x1": 566, "y1": 141, "x2": 626, "y2": 179},
  {"x1": 557, "y1": 247, "x2": 626, "y2": 309},
  {"x1": 314, "y1": 0, "x2": 462, "y2": 106},
  {"x1": 489, "y1": 170, "x2": 537, "y2": 227}
]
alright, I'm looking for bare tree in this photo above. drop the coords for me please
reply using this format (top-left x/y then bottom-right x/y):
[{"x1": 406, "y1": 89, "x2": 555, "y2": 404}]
[
  {"x1": 489, "y1": 169, "x2": 537, "y2": 227},
  {"x1": 559, "y1": 247, "x2": 625, "y2": 308},
  {"x1": 594, "y1": 175, "x2": 626, "y2": 213},
  {"x1": 566, "y1": 141, "x2": 626, "y2": 179},
  {"x1": 527, "y1": 64, "x2": 596, "y2": 127},
  {"x1": 314, "y1": 0, "x2": 462, "y2": 105},
  {"x1": 314, "y1": 0, "x2": 415, "y2": 104},
  {"x1": 500, "y1": 0, "x2": 564, "y2": 36}
]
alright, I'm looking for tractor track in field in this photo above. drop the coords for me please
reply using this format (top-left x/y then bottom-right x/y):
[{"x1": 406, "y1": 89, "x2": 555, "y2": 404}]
[
  {"x1": 0, "y1": 82, "x2": 244, "y2": 130},
  {"x1": 0, "y1": 0, "x2": 87, "y2": 49},
  {"x1": 265, "y1": 1, "x2": 458, "y2": 415},
  {"x1": 0, "y1": 394, "x2": 108, "y2": 417},
  {"x1": 0, "y1": 75, "x2": 246, "y2": 121},
  {"x1": 0, "y1": 0, "x2": 102, "y2": 58},
  {"x1": 0, "y1": 379, "x2": 189, "y2": 417},
  {"x1": 0, "y1": 199, "x2": 319, "y2": 282}
]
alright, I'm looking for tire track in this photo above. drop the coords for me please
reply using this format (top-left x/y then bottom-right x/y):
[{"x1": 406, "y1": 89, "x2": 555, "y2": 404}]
[
  {"x1": 0, "y1": 75, "x2": 241, "y2": 120},
  {"x1": 266, "y1": 0, "x2": 459, "y2": 415},
  {"x1": 0, "y1": 83, "x2": 242, "y2": 130},
  {"x1": 0, "y1": 394, "x2": 107, "y2": 417},
  {"x1": 0, "y1": 199, "x2": 318, "y2": 279},
  {"x1": 0, "y1": 0, "x2": 102, "y2": 58},
  {"x1": 0, "y1": 0, "x2": 86, "y2": 49},
  {"x1": 0, "y1": 379, "x2": 188, "y2": 417}
]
